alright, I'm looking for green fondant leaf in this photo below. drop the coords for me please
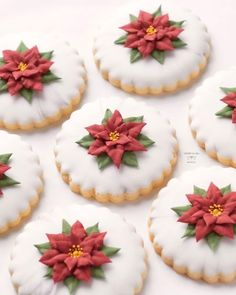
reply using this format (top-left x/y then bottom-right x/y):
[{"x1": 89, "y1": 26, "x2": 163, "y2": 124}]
[
  {"x1": 40, "y1": 51, "x2": 54, "y2": 60},
  {"x1": 101, "y1": 246, "x2": 120, "y2": 257},
  {"x1": 182, "y1": 224, "x2": 195, "y2": 238},
  {"x1": 114, "y1": 34, "x2": 128, "y2": 45},
  {"x1": 153, "y1": 5, "x2": 162, "y2": 17},
  {"x1": 62, "y1": 219, "x2": 71, "y2": 234},
  {"x1": 215, "y1": 105, "x2": 234, "y2": 118},
  {"x1": 86, "y1": 223, "x2": 99, "y2": 234},
  {"x1": 220, "y1": 184, "x2": 232, "y2": 195},
  {"x1": 0, "y1": 153, "x2": 12, "y2": 164},
  {"x1": 193, "y1": 185, "x2": 207, "y2": 197},
  {"x1": 129, "y1": 14, "x2": 138, "y2": 22},
  {"x1": 206, "y1": 232, "x2": 221, "y2": 251},
  {"x1": 64, "y1": 276, "x2": 80, "y2": 295},
  {"x1": 96, "y1": 153, "x2": 112, "y2": 170},
  {"x1": 92, "y1": 266, "x2": 105, "y2": 279},
  {"x1": 0, "y1": 79, "x2": 8, "y2": 92},
  {"x1": 34, "y1": 242, "x2": 51, "y2": 254},
  {"x1": 172, "y1": 38, "x2": 187, "y2": 48},
  {"x1": 151, "y1": 50, "x2": 165, "y2": 64},
  {"x1": 169, "y1": 20, "x2": 185, "y2": 28},
  {"x1": 130, "y1": 49, "x2": 142, "y2": 63},
  {"x1": 220, "y1": 87, "x2": 236, "y2": 95},
  {"x1": 42, "y1": 71, "x2": 60, "y2": 83},
  {"x1": 44, "y1": 267, "x2": 53, "y2": 278},
  {"x1": 20, "y1": 88, "x2": 33, "y2": 103},
  {"x1": 17, "y1": 41, "x2": 28, "y2": 52},
  {"x1": 136, "y1": 134, "x2": 155, "y2": 148},
  {"x1": 0, "y1": 57, "x2": 5, "y2": 66},
  {"x1": 123, "y1": 116, "x2": 143, "y2": 123},
  {"x1": 122, "y1": 151, "x2": 138, "y2": 167},
  {"x1": 102, "y1": 109, "x2": 113, "y2": 124},
  {"x1": 171, "y1": 205, "x2": 192, "y2": 217},
  {"x1": 0, "y1": 175, "x2": 20, "y2": 188},
  {"x1": 234, "y1": 225, "x2": 236, "y2": 234},
  {"x1": 76, "y1": 134, "x2": 94, "y2": 149}
]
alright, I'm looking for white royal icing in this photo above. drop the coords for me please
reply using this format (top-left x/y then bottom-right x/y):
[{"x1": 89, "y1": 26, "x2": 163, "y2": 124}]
[
  {"x1": 10, "y1": 204, "x2": 147, "y2": 295},
  {"x1": 149, "y1": 166, "x2": 236, "y2": 277},
  {"x1": 54, "y1": 97, "x2": 177, "y2": 198},
  {"x1": 94, "y1": 0, "x2": 210, "y2": 90},
  {"x1": 0, "y1": 33, "x2": 86, "y2": 126},
  {"x1": 189, "y1": 67, "x2": 236, "y2": 162},
  {"x1": 0, "y1": 131, "x2": 42, "y2": 229}
]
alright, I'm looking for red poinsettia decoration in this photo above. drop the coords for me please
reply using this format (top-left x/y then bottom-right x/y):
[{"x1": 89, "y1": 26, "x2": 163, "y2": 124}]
[
  {"x1": 0, "y1": 153, "x2": 19, "y2": 197},
  {"x1": 216, "y1": 87, "x2": 236, "y2": 123},
  {"x1": 172, "y1": 182, "x2": 236, "y2": 251},
  {"x1": 115, "y1": 6, "x2": 186, "y2": 64},
  {"x1": 36, "y1": 220, "x2": 120, "y2": 295},
  {"x1": 0, "y1": 41, "x2": 60, "y2": 102},
  {"x1": 77, "y1": 109, "x2": 155, "y2": 170}
]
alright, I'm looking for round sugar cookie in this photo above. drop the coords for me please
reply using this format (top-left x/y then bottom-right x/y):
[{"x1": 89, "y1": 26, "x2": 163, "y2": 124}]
[
  {"x1": 54, "y1": 97, "x2": 178, "y2": 203},
  {"x1": 10, "y1": 204, "x2": 147, "y2": 295},
  {"x1": 189, "y1": 67, "x2": 236, "y2": 167},
  {"x1": 94, "y1": 0, "x2": 210, "y2": 95},
  {"x1": 149, "y1": 166, "x2": 236, "y2": 283},
  {"x1": 0, "y1": 131, "x2": 43, "y2": 234},
  {"x1": 0, "y1": 33, "x2": 86, "y2": 131}
]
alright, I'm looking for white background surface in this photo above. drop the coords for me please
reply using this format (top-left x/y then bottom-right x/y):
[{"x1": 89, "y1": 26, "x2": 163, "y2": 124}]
[{"x1": 0, "y1": 0, "x2": 236, "y2": 294}]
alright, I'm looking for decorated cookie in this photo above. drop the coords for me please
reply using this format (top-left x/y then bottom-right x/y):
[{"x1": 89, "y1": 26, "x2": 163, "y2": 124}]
[
  {"x1": 189, "y1": 67, "x2": 236, "y2": 167},
  {"x1": 0, "y1": 131, "x2": 43, "y2": 235},
  {"x1": 54, "y1": 97, "x2": 178, "y2": 203},
  {"x1": 0, "y1": 33, "x2": 86, "y2": 131},
  {"x1": 94, "y1": 1, "x2": 210, "y2": 95},
  {"x1": 149, "y1": 166, "x2": 236, "y2": 283},
  {"x1": 10, "y1": 204, "x2": 147, "y2": 295}
]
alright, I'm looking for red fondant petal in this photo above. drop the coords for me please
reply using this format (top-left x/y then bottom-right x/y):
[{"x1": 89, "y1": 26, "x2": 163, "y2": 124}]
[
  {"x1": 207, "y1": 182, "x2": 222, "y2": 203},
  {"x1": 46, "y1": 234, "x2": 71, "y2": 252},
  {"x1": 124, "y1": 34, "x2": 140, "y2": 48},
  {"x1": 40, "y1": 250, "x2": 67, "y2": 266},
  {"x1": 91, "y1": 250, "x2": 111, "y2": 266},
  {"x1": 0, "y1": 164, "x2": 10, "y2": 175},
  {"x1": 77, "y1": 253, "x2": 93, "y2": 267},
  {"x1": 232, "y1": 108, "x2": 236, "y2": 123},
  {"x1": 70, "y1": 220, "x2": 87, "y2": 245},
  {"x1": 195, "y1": 219, "x2": 213, "y2": 241},
  {"x1": 120, "y1": 22, "x2": 140, "y2": 33},
  {"x1": 125, "y1": 137, "x2": 146, "y2": 152},
  {"x1": 203, "y1": 213, "x2": 216, "y2": 226},
  {"x1": 81, "y1": 232, "x2": 106, "y2": 251},
  {"x1": 107, "y1": 110, "x2": 123, "y2": 131},
  {"x1": 2, "y1": 50, "x2": 21, "y2": 63},
  {"x1": 64, "y1": 256, "x2": 78, "y2": 271},
  {"x1": 221, "y1": 93, "x2": 236, "y2": 108},
  {"x1": 139, "y1": 41, "x2": 155, "y2": 57},
  {"x1": 138, "y1": 10, "x2": 153, "y2": 24},
  {"x1": 213, "y1": 224, "x2": 234, "y2": 238},
  {"x1": 156, "y1": 37, "x2": 174, "y2": 51},
  {"x1": 153, "y1": 14, "x2": 169, "y2": 27},
  {"x1": 52, "y1": 262, "x2": 71, "y2": 282},
  {"x1": 88, "y1": 139, "x2": 107, "y2": 156},
  {"x1": 85, "y1": 124, "x2": 106, "y2": 138},
  {"x1": 106, "y1": 145, "x2": 125, "y2": 168},
  {"x1": 216, "y1": 214, "x2": 235, "y2": 224},
  {"x1": 73, "y1": 266, "x2": 91, "y2": 282}
]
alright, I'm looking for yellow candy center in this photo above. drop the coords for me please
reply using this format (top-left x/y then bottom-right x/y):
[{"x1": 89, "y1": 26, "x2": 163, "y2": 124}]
[
  {"x1": 146, "y1": 25, "x2": 157, "y2": 35},
  {"x1": 109, "y1": 131, "x2": 120, "y2": 141},
  {"x1": 208, "y1": 204, "x2": 223, "y2": 217},
  {"x1": 18, "y1": 62, "x2": 28, "y2": 72},
  {"x1": 68, "y1": 245, "x2": 83, "y2": 258}
]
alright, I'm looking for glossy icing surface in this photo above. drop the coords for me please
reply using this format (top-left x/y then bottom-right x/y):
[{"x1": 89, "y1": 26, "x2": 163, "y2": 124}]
[
  {"x1": 54, "y1": 97, "x2": 177, "y2": 197},
  {"x1": 149, "y1": 166, "x2": 236, "y2": 276},
  {"x1": 0, "y1": 131, "x2": 42, "y2": 229},
  {"x1": 0, "y1": 33, "x2": 86, "y2": 125},
  {"x1": 94, "y1": 0, "x2": 210, "y2": 89},
  {"x1": 10, "y1": 204, "x2": 146, "y2": 295}
]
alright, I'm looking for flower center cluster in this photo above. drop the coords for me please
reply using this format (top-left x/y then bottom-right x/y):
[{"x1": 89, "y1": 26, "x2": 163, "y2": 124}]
[
  {"x1": 18, "y1": 62, "x2": 28, "y2": 72},
  {"x1": 208, "y1": 204, "x2": 223, "y2": 217},
  {"x1": 146, "y1": 25, "x2": 157, "y2": 35},
  {"x1": 68, "y1": 245, "x2": 83, "y2": 258},
  {"x1": 109, "y1": 131, "x2": 120, "y2": 141}
]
